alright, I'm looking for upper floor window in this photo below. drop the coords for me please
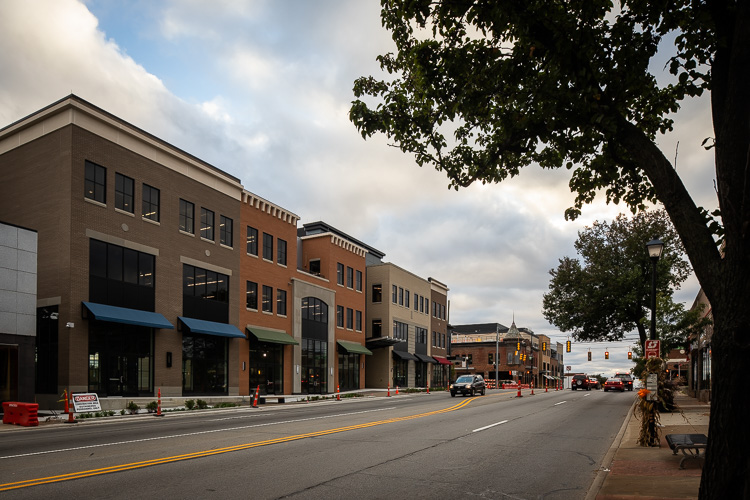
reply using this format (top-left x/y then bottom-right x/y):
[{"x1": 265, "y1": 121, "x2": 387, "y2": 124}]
[
  {"x1": 179, "y1": 199, "x2": 194, "y2": 234},
  {"x1": 183, "y1": 264, "x2": 229, "y2": 303},
  {"x1": 277, "y1": 289, "x2": 287, "y2": 316},
  {"x1": 392, "y1": 285, "x2": 397, "y2": 303},
  {"x1": 246, "y1": 281, "x2": 258, "y2": 310},
  {"x1": 277, "y1": 239, "x2": 287, "y2": 266},
  {"x1": 201, "y1": 208, "x2": 214, "y2": 240},
  {"x1": 115, "y1": 173, "x2": 134, "y2": 213},
  {"x1": 263, "y1": 232, "x2": 273, "y2": 261},
  {"x1": 262, "y1": 285, "x2": 273, "y2": 313},
  {"x1": 405, "y1": 290, "x2": 410, "y2": 309},
  {"x1": 142, "y1": 184, "x2": 160, "y2": 222},
  {"x1": 415, "y1": 327, "x2": 427, "y2": 344},
  {"x1": 355, "y1": 270, "x2": 362, "y2": 292},
  {"x1": 372, "y1": 284, "x2": 382, "y2": 303},
  {"x1": 346, "y1": 308, "x2": 354, "y2": 329},
  {"x1": 337, "y1": 305, "x2": 344, "y2": 328},
  {"x1": 302, "y1": 297, "x2": 328, "y2": 323},
  {"x1": 393, "y1": 320, "x2": 408, "y2": 340},
  {"x1": 356, "y1": 310, "x2": 362, "y2": 331},
  {"x1": 337, "y1": 263, "x2": 345, "y2": 286},
  {"x1": 414, "y1": 294, "x2": 419, "y2": 311},
  {"x1": 246, "y1": 226, "x2": 258, "y2": 256},
  {"x1": 220, "y1": 215, "x2": 233, "y2": 247},
  {"x1": 372, "y1": 319, "x2": 382, "y2": 337},
  {"x1": 398, "y1": 287, "x2": 404, "y2": 306},
  {"x1": 346, "y1": 267, "x2": 354, "y2": 288},
  {"x1": 84, "y1": 160, "x2": 106, "y2": 203}
]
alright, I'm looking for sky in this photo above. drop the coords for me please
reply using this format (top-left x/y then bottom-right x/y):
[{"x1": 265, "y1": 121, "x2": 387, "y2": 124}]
[{"x1": 0, "y1": 0, "x2": 717, "y2": 377}]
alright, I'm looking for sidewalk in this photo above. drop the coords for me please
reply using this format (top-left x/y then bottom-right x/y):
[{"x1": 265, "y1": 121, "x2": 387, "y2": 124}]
[{"x1": 588, "y1": 390, "x2": 710, "y2": 500}]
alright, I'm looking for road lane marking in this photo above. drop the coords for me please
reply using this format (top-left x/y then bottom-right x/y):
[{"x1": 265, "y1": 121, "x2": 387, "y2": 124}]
[
  {"x1": 472, "y1": 420, "x2": 508, "y2": 432},
  {"x1": 0, "y1": 407, "x2": 398, "y2": 460},
  {"x1": 554, "y1": 401, "x2": 567, "y2": 405},
  {"x1": 0, "y1": 398, "x2": 477, "y2": 491}
]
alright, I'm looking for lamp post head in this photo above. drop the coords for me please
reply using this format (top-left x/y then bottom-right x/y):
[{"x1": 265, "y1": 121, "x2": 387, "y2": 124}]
[{"x1": 646, "y1": 238, "x2": 664, "y2": 260}]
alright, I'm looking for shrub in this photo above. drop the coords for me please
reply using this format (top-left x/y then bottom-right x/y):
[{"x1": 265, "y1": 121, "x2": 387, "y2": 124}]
[
  {"x1": 146, "y1": 401, "x2": 158, "y2": 413},
  {"x1": 126, "y1": 401, "x2": 140, "y2": 415},
  {"x1": 196, "y1": 399, "x2": 208, "y2": 409},
  {"x1": 185, "y1": 399, "x2": 195, "y2": 410}
]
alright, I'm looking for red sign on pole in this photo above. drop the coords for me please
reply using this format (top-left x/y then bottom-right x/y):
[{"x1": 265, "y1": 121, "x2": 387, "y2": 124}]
[{"x1": 645, "y1": 340, "x2": 660, "y2": 359}]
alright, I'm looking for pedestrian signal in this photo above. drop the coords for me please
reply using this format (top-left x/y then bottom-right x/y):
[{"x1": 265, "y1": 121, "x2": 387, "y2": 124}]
[
  {"x1": 587, "y1": 351, "x2": 592, "y2": 361},
  {"x1": 605, "y1": 351, "x2": 609, "y2": 359},
  {"x1": 566, "y1": 340, "x2": 571, "y2": 353}
]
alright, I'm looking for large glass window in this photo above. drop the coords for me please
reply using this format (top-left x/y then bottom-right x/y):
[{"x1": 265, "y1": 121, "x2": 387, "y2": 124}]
[
  {"x1": 246, "y1": 281, "x2": 258, "y2": 310},
  {"x1": 301, "y1": 338, "x2": 327, "y2": 395},
  {"x1": 115, "y1": 173, "x2": 134, "y2": 213},
  {"x1": 263, "y1": 233, "x2": 273, "y2": 260},
  {"x1": 277, "y1": 239, "x2": 287, "y2": 266},
  {"x1": 338, "y1": 350, "x2": 359, "y2": 391},
  {"x1": 249, "y1": 341, "x2": 284, "y2": 395},
  {"x1": 183, "y1": 264, "x2": 229, "y2": 323},
  {"x1": 220, "y1": 215, "x2": 233, "y2": 247},
  {"x1": 393, "y1": 320, "x2": 408, "y2": 340},
  {"x1": 182, "y1": 333, "x2": 227, "y2": 395},
  {"x1": 84, "y1": 160, "x2": 106, "y2": 203},
  {"x1": 201, "y1": 208, "x2": 215, "y2": 240},
  {"x1": 88, "y1": 321, "x2": 153, "y2": 397},
  {"x1": 179, "y1": 199, "x2": 194, "y2": 234},
  {"x1": 393, "y1": 358, "x2": 408, "y2": 389},
  {"x1": 142, "y1": 184, "x2": 160, "y2": 222},
  {"x1": 89, "y1": 239, "x2": 155, "y2": 311},
  {"x1": 247, "y1": 226, "x2": 258, "y2": 255}
]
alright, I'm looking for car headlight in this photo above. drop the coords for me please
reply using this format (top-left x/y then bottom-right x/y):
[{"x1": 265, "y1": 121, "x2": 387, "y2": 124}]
[{"x1": 464, "y1": 384, "x2": 471, "y2": 389}]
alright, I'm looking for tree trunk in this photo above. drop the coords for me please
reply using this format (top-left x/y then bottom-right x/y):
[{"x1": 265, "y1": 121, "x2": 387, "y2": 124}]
[{"x1": 698, "y1": 310, "x2": 750, "y2": 499}]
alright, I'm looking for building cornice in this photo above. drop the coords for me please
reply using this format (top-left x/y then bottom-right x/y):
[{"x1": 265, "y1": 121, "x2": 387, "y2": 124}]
[{"x1": 242, "y1": 190, "x2": 299, "y2": 227}]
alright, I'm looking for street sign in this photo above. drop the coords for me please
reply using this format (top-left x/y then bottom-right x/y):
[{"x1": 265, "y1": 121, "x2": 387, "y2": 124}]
[{"x1": 645, "y1": 340, "x2": 660, "y2": 359}]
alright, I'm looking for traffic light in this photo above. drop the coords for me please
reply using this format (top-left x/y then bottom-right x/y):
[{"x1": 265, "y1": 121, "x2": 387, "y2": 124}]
[
  {"x1": 628, "y1": 351, "x2": 632, "y2": 360},
  {"x1": 587, "y1": 351, "x2": 592, "y2": 361},
  {"x1": 566, "y1": 340, "x2": 571, "y2": 353},
  {"x1": 542, "y1": 341, "x2": 547, "y2": 351},
  {"x1": 605, "y1": 351, "x2": 609, "y2": 359},
  {"x1": 517, "y1": 341, "x2": 521, "y2": 351}
]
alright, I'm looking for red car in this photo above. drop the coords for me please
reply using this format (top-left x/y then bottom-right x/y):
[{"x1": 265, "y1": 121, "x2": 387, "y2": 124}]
[{"x1": 604, "y1": 378, "x2": 625, "y2": 392}]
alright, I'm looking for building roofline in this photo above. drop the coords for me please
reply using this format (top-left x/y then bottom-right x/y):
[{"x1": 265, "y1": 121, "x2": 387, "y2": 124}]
[{"x1": 301, "y1": 221, "x2": 385, "y2": 258}]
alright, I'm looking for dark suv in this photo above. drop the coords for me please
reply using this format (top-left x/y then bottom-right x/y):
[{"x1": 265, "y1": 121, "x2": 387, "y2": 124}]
[
  {"x1": 450, "y1": 375, "x2": 486, "y2": 397},
  {"x1": 614, "y1": 373, "x2": 634, "y2": 391},
  {"x1": 571, "y1": 374, "x2": 591, "y2": 390}
]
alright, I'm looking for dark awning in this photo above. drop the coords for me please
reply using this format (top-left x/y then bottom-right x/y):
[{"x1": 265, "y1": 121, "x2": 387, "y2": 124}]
[
  {"x1": 415, "y1": 353, "x2": 437, "y2": 364},
  {"x1": 392, "y1": 350, "x2": 419, "y2": 361},
  {"x1": 432, "y1": 356, "x2": 452, "y2": 365},
  {"x1": 246, "y1": 326, "x2": 298, "y2": 345},
  {"x1": 82, "y1": 302, "x2": 174, "y2": 329},
  {"x1": 337, "y1": 340, "x2": 373, "y2": 355},
  {"x1": 366, "y1": 336, "x2": 404, "y2": 348},
  {"x1": 178, "y1": 316, "x2": 245, "y2": 338}
]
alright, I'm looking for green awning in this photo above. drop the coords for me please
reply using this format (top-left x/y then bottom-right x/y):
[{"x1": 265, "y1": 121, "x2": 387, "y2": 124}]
[
  {"x1": 82, "y1": 302, "x2": 174, "y2": 329},
  {"x1": 337, "y1": 340, "x2": 372, "y2": 355},
  {"x1": 178, "y1": 316, "x2": 245, "y2": 338},
  {"x1": 247, "y1": 326, "x2": 298, "y2": 345}
]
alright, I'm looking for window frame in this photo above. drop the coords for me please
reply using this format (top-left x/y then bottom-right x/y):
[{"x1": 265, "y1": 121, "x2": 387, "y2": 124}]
[
  {"x1": 277, "y1": 289, "x2": 287, "y2": 316},
  {"x1": 262, "y1": 232, "x2": 273, "y2": 261},
  {"x1": 219, "y1": 215, "x2": 233, "y2": 247},
  {"x1": 246, "y1": 226, "x2": 258, "y2": 256},
  {"x1": 84, "y1": 160, "x2": 106, "y2": 204},
  {"x1": 115, "y1": 173, "x2": 134, "y2": 214},
  {"x1": 179, "y1": 199, "x2": 195, "y2": 234},
  {"x1": 201, "y1": 208, "x2": 215, "y2": 241},
  {"x1": 142, "y1": 183, "x2": 160, "y2": 222},
  {"x1": 246, "y1": 281, "x2": 258, "y2": 310},
  {"x1": 262, "y1": 285, "x2": 273, "y2": 313},
  {"x1": 277, "y1": 238, "x2": 287, "y2": 266}
]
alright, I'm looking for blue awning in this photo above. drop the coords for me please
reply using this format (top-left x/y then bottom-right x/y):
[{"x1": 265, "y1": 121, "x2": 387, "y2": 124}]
[
  {"x1": 178, "y1": 316, "x2": 245, "y2": 338},
  {"x1": 82, "y1": 302, "x2": 174, "y2": 329}
]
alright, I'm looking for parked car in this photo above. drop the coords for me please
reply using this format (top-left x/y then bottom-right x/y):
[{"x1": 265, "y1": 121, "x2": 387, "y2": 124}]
[
  {"x1": 614, "y1": 373, "x2": 634, "y2": 391},
  {"x1": 604, "y1": 378, "x2": 625, "y2": 392},
  {"x1": 450, "y1": 375, "x2": 486, "y2": 397},
  {"x1": 571, "y1": 374, "x2": 590, "y2": 390}
]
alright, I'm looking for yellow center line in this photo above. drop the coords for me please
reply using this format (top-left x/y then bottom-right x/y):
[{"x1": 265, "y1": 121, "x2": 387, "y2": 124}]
[{"x1": 0, "y1": 397, "x2": 478, "y2": 491}]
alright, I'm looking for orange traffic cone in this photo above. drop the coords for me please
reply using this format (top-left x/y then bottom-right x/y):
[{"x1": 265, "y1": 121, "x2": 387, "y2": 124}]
[
  {"x1": 337, "y1": 385, "x2": 341, "y2": 401},
  {"x1": 396, "y1": 385, "x2": 399, "y2": 395},
  {"x1": 387, "y1": 384, "x2": 391, "y2": 397},
  {"x1": 252, "y1": 385, "x2": 260, "y2": 408},
  {"x1": 155, "y1": 387, "x2": 164, "y2": 417}
]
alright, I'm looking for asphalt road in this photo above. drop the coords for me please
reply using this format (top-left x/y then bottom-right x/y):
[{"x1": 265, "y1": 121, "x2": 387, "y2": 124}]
[{"x1": 0, "y1": 388, "x2": 634, "y2": 499}]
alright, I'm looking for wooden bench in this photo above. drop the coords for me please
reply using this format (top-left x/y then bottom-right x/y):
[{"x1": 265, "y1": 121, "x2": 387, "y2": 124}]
[{"x1": 665, "y1": 433, "x2": 707, "y2": 469}]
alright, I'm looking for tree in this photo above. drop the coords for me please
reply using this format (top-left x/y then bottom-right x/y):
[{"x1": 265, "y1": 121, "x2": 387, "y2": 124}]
[
  {"x1": 542, "y1": 210, "x2": 693, "y2": 351},
  {"x1": 350, "y1": 2, "x2": 749, "y2": 497}
]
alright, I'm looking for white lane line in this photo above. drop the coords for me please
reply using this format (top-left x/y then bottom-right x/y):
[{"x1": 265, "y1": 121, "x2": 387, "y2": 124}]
[
  {"x1": 472, "y1": 420, "x2": 508, "y2": 433},
  {"x1": 0, "y1": 407, "x2": 397, "y2": 460},
  {"x1": 554, "y1": 401, "x2": 567, "y2": 406}
]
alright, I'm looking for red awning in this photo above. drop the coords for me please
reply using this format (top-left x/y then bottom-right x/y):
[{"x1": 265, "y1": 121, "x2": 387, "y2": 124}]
[{"x1": 432, "y1": 356, "x2": 451, "y2": 365}]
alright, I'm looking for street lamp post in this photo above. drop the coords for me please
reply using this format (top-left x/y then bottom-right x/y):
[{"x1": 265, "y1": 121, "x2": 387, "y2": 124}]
[{"x1": 646, "y1": 238, "x2": 664, "y2": 341}]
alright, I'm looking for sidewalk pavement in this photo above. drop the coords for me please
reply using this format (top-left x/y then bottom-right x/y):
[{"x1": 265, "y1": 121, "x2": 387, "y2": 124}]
[{"x1": 588, "y1": 390, "x2": 710, "y2": 500}]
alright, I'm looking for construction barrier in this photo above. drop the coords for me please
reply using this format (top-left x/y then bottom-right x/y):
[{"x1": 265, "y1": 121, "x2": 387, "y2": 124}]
[
  {"x1": 2, "y1": 402, "x2": 39, "y2": 427},
  {"x1": 252, "y1": 385, "x2": 260, "y2": 408}
]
